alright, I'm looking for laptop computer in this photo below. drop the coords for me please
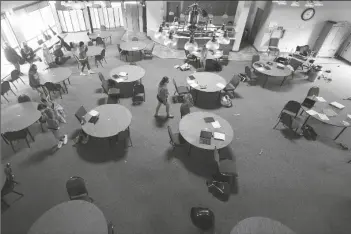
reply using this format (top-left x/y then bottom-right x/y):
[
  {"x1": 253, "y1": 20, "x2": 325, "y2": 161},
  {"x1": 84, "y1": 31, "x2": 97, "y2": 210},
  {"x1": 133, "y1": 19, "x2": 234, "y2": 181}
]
[
  {"x1": 200, "y1": 130, "x2": 212, "y2": 145},
  {"x1": 302, "y1": 98, "x2": 316, "y2": 109}
]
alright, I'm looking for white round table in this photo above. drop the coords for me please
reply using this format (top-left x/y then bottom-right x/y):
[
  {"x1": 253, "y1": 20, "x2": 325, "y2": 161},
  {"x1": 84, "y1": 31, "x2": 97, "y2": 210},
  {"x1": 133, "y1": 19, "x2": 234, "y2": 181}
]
[
  {"x1": 120, "y1": 41, "x2": 147, "y2": 62},
  {"x1": 109, "y1": 65, "x2": 146, "y2": 83},
  {"x1": 40, "y1": 67, "x2": 72, "y2": 92},
  {"x1": 86, "y1": 45, "x2": 104, "y2": 57},
  {"x1": 27, "y1": 200, "x2": 109, "y2": 234},
  {"x1": 88, "y1": 31, "x2": 112, "y2": 44},
  {"x1": 231, "y1": 217, "x2": 296, "y2": 234},
  {"x1": 253, "y1": 61, "x2": 292, "y2": 88}
]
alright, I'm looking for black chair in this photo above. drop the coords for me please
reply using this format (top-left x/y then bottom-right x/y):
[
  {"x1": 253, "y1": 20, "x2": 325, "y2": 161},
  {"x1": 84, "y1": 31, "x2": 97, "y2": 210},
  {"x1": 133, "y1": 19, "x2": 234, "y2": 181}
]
[
  {"x1": 96, "y1": 37, "x2": 104, "y2": 47},
  {"x1": 131, "y1": 37, "x2": 138, "y2": 41},
  {"x1": 143, "y1": 43, "x2": 155, "y2": 59},
  {"x1": 223, "y1": 75, "x2": 240, "y2": 96},
  {"x1": 190, "y1": 207, "x2": 215, "y2": 233},
  {"x1": 167, "y1": 125, "x2": 186, "y2": 150},
  {"x1": 245, "y1": 66, "x2": 258, "y2": 84},
  {"x1": 17, "y1": 94, "x2": 31, "y2": 103},
  {"x1": 273, "y1": 112, "x2": 298, "y2": 133},
  {"x1": 117, "y1": 127, "x2": 133, "y2": 148},
  {"x1": 108, "y1": 221, "x2": 114, "y2": 234},
  {"x1": 307, "y1": 86, "x2": 319, "y2": 97},
  {"x1": 1, "y1": 81, "x2": 17, "y2": 103},
  {"x1": 88, "y1": 41, "x2": 93, "y2": 46},
  {"x1": 288, "y1": 58, "x2": 303, "y2": 78},
  {"x1": 132, "y1": 83, "x2": 145, "y2": 104},
  {"x1": 180, "y1": 103, "x2": 190, "y2": 118},
  {"x1": 3, "y1": 129, "x2": 33, "y2": 152},
  {"x1": 274, "y1": 56, "x2": 288, "y2": 65},
  {"x1": 1, "y1": 175, "x2": 24, "y2": 208},
  {"x1": 117, "y1": 44, "x2": 128, "y2": 60},
  {"x1": 185, "y1": 50, "x2": 198, "y2": 63},
  {"x1": 44, "y1": 82, "x2": 65, "y2": 99},
  {"x1": 279, "y1": 100, "x2": 301, "y2": 118},
  {"x1": 251, "y1": 54, "x2": 260, "y2": 66},
  {"x1": 10, "y1": 70, "x2": 25, "y2": 90},
  {"x1": 66, "y1": 176, "x2": 94, "y2": 202},
  {"x1": 173, "y1": 78, "x2": 190, "y2": 96},
  {"x1": 75, "y1": 106, "x2": 88, "y2": 124},
  {"x1": 267, "y1": 38, "x2": 280, "y2": 57},
  {"x1": 95, "y1": 49, "x2": 107, "y2": 67}
]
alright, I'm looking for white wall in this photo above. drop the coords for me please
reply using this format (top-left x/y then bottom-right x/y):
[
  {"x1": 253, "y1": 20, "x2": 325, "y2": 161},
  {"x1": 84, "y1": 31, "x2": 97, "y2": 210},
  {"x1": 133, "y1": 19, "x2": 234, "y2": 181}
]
[
  {"x1": 146, "y1": 1, "x2": 164, "y2": 37},
  {"x1": 232, "y1": 1, "x2": 251, "y2": 51},
  {"x1": 253, "y1": 1, "x2": 351, "y2": 52}
]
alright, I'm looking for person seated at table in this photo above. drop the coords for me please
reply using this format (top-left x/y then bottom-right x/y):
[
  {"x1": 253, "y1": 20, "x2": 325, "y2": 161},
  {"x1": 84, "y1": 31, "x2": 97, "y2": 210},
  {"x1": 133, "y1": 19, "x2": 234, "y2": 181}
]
[
  {"x1": 37, "y1": 103, "x2": 68, "y2": 149},
  {"x1": 20, "y1": 42, "x2": 42, "y2": 64},
  {"x1": 78, "y1": 41, "x2": 95, "y2": 76},
  {"x1": 28, "y1": 64, "x2": 46, "y2": 96},
  {"x1": 154, "y1": 76, "x2": 174, "y2": 118},
  {"x1": 42, "y1": 44, "x2": 57, "y2": 68},
  {"x1": 41, "y1": 96, "x2": 67, "y2": 123},
  {"x1": 53, "y1": 44, "x2": 71, "y2": 65},
  {"x1": 3, "y1": 42, "x2": 24, "y2": 75}
]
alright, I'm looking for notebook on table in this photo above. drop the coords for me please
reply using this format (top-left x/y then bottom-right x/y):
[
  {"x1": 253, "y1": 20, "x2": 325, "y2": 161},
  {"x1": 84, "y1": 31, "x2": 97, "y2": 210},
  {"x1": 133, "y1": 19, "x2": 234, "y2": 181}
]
[
  {"x1": 329, "y1": 102, "x2": 345, "y2": 109},
  {"x1": 189, "y1": 75, "x2": 195, "y2": 80},
  {"x1": 302, "y1": 98, "x2": 316, "y2": 109},
  {"x1": 200, "y1": 130, "x2": 212, "y2": 145},
  {"x1": 213, "y1": 132, "x2": 225, "y2": 141},
  {"x1": 204, "y1": 117, "x2": 215, "y2": 123}
]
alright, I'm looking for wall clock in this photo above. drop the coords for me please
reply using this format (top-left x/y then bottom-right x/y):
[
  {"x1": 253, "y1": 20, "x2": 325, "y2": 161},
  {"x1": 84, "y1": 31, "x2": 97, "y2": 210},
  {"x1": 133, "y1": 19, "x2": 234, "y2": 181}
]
[{"x1": 301, "y1": 8, "x2": 315, "y2": 21}]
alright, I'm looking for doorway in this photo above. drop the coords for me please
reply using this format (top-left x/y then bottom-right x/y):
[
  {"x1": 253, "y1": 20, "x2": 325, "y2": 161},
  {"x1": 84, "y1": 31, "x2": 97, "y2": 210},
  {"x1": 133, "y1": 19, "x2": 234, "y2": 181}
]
[
  {"x1": 248, "y1": 8, "x2": 264, "y2": 45},
  {"x1": 124, "y1": 3, "x2": 140, "y2": 32}
]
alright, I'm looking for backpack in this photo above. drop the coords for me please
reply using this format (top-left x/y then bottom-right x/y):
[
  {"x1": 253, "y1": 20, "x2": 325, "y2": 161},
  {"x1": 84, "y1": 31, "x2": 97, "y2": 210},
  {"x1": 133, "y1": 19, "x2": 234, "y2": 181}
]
[
  {"x1": 220, "y1": 95, "x2": 232, "y2": 108},
  {"x1": 302, "y1": 125, "x2": 317, "y2": 141}
]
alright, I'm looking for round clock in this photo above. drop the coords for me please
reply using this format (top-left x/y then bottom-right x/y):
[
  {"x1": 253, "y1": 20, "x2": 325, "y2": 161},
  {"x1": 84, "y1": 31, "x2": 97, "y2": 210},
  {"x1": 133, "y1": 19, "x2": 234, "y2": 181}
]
[{"x1": 301, "y1": 8, "x2": 315, "y2": 21}]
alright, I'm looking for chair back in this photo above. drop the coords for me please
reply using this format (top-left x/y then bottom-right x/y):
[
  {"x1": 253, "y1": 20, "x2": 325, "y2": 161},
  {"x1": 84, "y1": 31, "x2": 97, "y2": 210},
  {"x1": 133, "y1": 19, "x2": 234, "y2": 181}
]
[
  {"x1": 133, "y1": 83, "x2": 145, "y2": 95},
  {"x1": 10, "y1": 70, "x2": 20, "y2": 81},
  {"x1": 172, "y1": 78, "x2": 179, "y2": 92},
  {"x1": 275, "y1": 57, "x2": 288, "y2": 65},
  {"x1": 269, "y1": 38, "x2": 279, "y2": 47},
  {"x1": 1, "y1": 81, "x2": 11, "y2": 95},
  {"x1": 307, "y1": 86, "x2": 319, "y2": 97},
  {"x1": 180, "y1": 103, "x2": 191, "y2": 118},
  {"x1": 98, "y1": 72, "x2": 105, "y2": 83},
  {"x1": 75, "y1": 106, "x2": 87, "y2": 123},
  {"x1": 3, "y1": 130, "x2": 28, "y2": 141},
  {"x1": 230, "y1": 75, "x2": 240, "y2": 88},
  {"x1": 288, "y1": 58, "x2": 301, "y2": 70},
  {"x1": 245, "y1": 66, "x2": 253, "y2": 79},
  {"x1": 18, "y1": 94, "x2": 31, "y2": 103},
  {"x1": 96, "y1": 37, "x2": 104, "y2": 46},
  {"x1": 283, "y1": 100, "x2": 301, "y2": 115},
  {"x1": 66, "y1": 176, "x2": 89, "y2": 200},
  {"x1": 131, "y1": 37, "x2": 138, "y2": 41},
  {"x1": 251, "y1": 54, "x2": 260, "y2": 65},
  {"x1": 280, "y1": 112, "x2": 293, "y2": 128},
  {"x1": 190, "y1": 207, "x2": 215, "y2": 231}
]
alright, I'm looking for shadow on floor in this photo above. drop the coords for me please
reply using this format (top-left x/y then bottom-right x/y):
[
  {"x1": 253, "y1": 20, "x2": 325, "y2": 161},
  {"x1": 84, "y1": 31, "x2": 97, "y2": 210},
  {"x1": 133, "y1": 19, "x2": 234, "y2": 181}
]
[
  {"x1": 18, "y1": 146, "x2": 58, "y2": 168},
  {"x1": 153, "y1": 116, "x2": 171, "y2": 128}
]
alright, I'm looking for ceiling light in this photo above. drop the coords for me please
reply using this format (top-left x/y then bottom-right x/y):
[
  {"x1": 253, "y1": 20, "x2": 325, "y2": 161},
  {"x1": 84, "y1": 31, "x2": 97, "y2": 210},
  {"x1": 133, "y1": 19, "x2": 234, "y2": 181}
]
[
  {"x1": 305, "y1": 1, "x2": 314, "y2": 7},
  {"x1": 277, "y1": 1, "x2": 287, "y2": 5},
  {"x1": 314, "y1": 1, "x2": 323, "y2": 6},
  {"x1": 291, "y1": 1, "x2": 300, "y2": 7}
]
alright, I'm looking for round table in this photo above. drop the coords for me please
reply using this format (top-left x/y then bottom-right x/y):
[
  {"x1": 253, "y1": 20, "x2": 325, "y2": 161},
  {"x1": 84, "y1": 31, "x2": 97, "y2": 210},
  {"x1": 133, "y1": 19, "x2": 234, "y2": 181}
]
[
  {"x1": 120, "y1": 41, "x2": 147, "y2": 62},
  {"x1": 253, "y1": 61, "x2": 292, "y2": 88},
  {"x1": 1, "y1": 102, "x2": 41, "y2": 134},
  {"x1": 86, "y1": 45, "x2": 104, "y2": 57},
  {"x1": 187, "y1": 72, "x2": 226, "y2": 105},
  {"x1": 88, "y1": 31, "x2": 112, "y2": 44},
  {"x1": 179, "y1": 111, "x2": 234, "y2": 150},
  {"x1": 40, "y1": 67, "x2": 72, "y2": 91},
  {"x1": 82, "y1": 104, "x2": 132, "y2": 138},
  {"x1": 27, "y1": 200, "x2": 108, "y2": 234},
  {"x1": 109, "y1": 65, "x2": 146, "y2": 83},
  {"x1": 301, "y1": 97, "x2": 351, "y2": 140},
  {"x1": 230, "y1": 217, "x2": 296, "y2": 234}
]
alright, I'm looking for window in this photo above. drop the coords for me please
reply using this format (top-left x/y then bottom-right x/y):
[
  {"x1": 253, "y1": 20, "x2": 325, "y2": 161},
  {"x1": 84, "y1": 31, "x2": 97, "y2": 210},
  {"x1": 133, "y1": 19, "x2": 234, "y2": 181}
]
[
  {"x1": 1, "y1": 17, "x2": 18, "y2": 48},
  {"x1": 70, "y1": 10, "x2": 80, "y2": 31},
  {"x1": 40, "y1": 6, "x2": 56, "y2": 27},
  {"x1": 63, "y1": 11, "x2": 73, "y2": 32}
]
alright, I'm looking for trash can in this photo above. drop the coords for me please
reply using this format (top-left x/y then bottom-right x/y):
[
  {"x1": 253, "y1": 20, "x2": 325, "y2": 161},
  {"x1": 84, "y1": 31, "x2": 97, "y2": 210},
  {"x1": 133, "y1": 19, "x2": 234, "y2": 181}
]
[{"x1": 307, "y1": 65, "x2": 322, "y2": 82}]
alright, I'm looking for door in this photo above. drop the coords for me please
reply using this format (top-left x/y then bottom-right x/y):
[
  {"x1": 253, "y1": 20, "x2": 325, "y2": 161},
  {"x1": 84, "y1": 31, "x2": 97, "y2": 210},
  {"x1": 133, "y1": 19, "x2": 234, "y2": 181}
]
[
  {"x1": 248, "y1": 8, "x2": 263, "y2": 44},
  {"x1": 313, "y1": 21, "x2": 335, "y2": 55},
  {"x1": 340, "y1": 36, "x2": 351, "y2": 62},
  {"x1": 125, "y1": 3, "x2": 140, "y2": 32}
]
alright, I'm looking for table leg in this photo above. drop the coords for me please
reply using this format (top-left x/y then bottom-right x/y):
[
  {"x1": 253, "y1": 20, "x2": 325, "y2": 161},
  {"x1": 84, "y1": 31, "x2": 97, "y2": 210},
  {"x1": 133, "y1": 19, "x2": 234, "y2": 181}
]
[
  {"x1": 63, "y1": 81, "x2": 68, "y2": 93},
  {"x1": 263, "y1": 75, "x2": 269, "y2": 88},
  {"x1": 217, "y1": 91, "x2": 221, "y2": 103},
  {"x1": 194, "y1": 90, "x2": 198, "y2": 105},
  {"x1": 27, "y1": 128, "x2": 34, "y2": 141},
  {"x1": 301, "y1": 115, "x2": 311, "y2": 130},
  {"x1": 280, "y1": 76, "x2": 288, "y2": 86},
  {"x1": 188, "y1": 145, "x2": 192, "y2": 156},
  {"x1": 1, "y1": 134, "x2": 9, "y2": 145},
  {"x1": 334, "y1": 127, "x2": 347, "y2": 141}
]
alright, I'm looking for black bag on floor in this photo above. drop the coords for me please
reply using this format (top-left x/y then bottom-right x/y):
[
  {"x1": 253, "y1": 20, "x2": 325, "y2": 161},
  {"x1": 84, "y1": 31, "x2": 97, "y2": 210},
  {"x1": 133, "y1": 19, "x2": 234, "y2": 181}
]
[{"x1": 302, "y1": 125, "x2": 317, "y2": 141}]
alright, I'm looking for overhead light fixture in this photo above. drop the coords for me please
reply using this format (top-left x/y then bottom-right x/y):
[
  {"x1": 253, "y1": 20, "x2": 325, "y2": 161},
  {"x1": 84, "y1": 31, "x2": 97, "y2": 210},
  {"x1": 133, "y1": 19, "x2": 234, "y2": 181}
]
[
  {"x1": 314, "y1": 0, "x2": 323, "y2": 6},
  {"x1": 291, "y1": 1, "x2": 300, "y2": 7},
  {"x1": 184, "y1": 34, "x2": 198, "y2": 51},
  {"x1": 277, "y1": 1, "x2": 287, "y2": 5},
  {"x1": 305, "y1": 1, "x2": 314, "y2": 7}
]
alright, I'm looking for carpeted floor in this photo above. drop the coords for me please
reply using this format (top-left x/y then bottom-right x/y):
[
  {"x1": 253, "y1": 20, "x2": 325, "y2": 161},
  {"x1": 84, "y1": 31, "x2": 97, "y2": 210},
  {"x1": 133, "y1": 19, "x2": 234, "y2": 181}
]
[{"x1": 1, "y1": 31, "x2": 351, "y2": 234}]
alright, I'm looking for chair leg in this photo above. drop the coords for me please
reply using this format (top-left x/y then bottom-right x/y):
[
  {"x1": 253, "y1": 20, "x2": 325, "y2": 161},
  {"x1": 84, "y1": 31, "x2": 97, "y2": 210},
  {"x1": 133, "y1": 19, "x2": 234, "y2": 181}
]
[
  {"x1": 1, "y1": 134, "x2": 9, "y2": 145},
  {"x1": 27, "y1": 128, "x2": 34, "y2": 141},
  {"x1": 2, "y1": 95, "x2": 9, "y2": 103},
  {"x1": 11, "y1": 82, "x2": 18, "y2": 90},
  {"x1": 25, "y1": 137, "x2": 30, "y2": 148},
  {"x1": 10, "y1": 141, "x2": 16, "y2": 152},
  {"x1": 67, "y1": 78, "x2": 71, "y2": 85},
  {"x1": 1, "y1": 198, "x2": 9, "y2": 207},
  {"x1": 59, "y1": 90, "x2": 62, "y2": 99},
  {"x1": 19, "y1": 77, "x2": 25, "y2": 84},
  {"x1": 273, "y1": 121, "x2": 280, "y2": 129},
  {"x1": 11, "y1": 89, "x2": 17, "y2": 96},
  {"x1": 188, "y1": 144, "x2": 192, "y2": 156},
  {"x1": 12, "y1": 190, "x2": 24, "y2": 196},
  {"x1": 99, "y1": 60, "x2": 103, "y2": 67},
  {"x1": 128, "y1": 132, "x2": 133, "y2": 147}
]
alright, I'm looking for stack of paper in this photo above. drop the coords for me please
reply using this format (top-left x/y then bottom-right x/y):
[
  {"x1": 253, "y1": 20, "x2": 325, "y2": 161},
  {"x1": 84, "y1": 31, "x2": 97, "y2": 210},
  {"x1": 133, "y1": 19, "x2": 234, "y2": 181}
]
[
  {"x1": 316, "y1": 96, "x2": 326, "y2": 102},
  {"x1": 119, "y1": 72, "x2": 127, "y2": 76},
  {"x1": 306, "y1": 109, "x2": 318, "y2": 116},
  {"x1": 211, "y1": 121, "x2": 221, "y2": 128},
  {"x1": 115, "y1": 78, "x2": 124, "y2": 83},
  {"x1": 216, "y1": 83, "x2": 225, "y2": 89},
  {"x1": 330, "y1": 102, "x2": 345, "y2": 109},
  {"x1": 347, "y1": 114, "x2": 351, "y2": 120},
  {"x1": 318, "y1": 113, "x2": 329, "y2": 121},
  {"x1": 132, "y1": 47, "x2": 138, "y2": 50},
  {"x1": 342, "y1": 121, "x2": 350, "y2": 126},
  {"x1": 89, "y1": 110, "x2": 99, "y2": 117},
  {"x1": 213, "y1": 132, "x2": 225, "y2": 141}
]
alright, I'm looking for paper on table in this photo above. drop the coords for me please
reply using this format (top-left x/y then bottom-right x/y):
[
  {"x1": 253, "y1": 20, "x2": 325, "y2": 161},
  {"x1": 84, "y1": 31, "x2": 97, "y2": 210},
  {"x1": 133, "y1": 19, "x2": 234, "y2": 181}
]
[
  {"x1": 211, "y1": 121, "x2": 221, "y2": 128},
  {"x1": 318, "y1": 113, "x2": 329, "y2": 121},
  {"x1": 119, "y1": 72, "x2": 127, "y2": 76},
  {"x1": 216, "y1": 83, "x2": 225, "y2": 89},
  {"x1": 257, "y1": 67, "x2": 265, "y2": 71},
  {"x1": 132, "y1": 47, "x2": 138, "y2": 50},
  {"x1": 342, "y1": 121, "x2": 350, "y2": 126},
  {"x1": 316, "y1": 96, "x2": 326, "y2": 102},
  {"x1": 213, "y1": 132, "x2": 225, "y2": 141},
  {"x1": 348, "y1": 114, "x2": 351, "y2": 120},
  {"x1": 330, "y1": 101, "x2": 345, "y2": 109},
  {"x1": 306, "y1": 109, "x2": 318, "y2": 116},
  {"x1": 115, "y1": 78, "x2": 124, "y2": 83},
  {"x1": 89, "y1": 110, "x2": 99, "y2": 116}
]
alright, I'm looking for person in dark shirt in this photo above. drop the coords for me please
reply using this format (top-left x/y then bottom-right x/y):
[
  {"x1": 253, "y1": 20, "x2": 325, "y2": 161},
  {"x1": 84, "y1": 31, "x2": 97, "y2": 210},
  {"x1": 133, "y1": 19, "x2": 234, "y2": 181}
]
[
  {"x1": 3, "y1": 42, "x2": 23, "y2": 75},
  {"x1": 20, "y1": 42, "x2": 42, "y2": 64},
  {"x1": 53, "y1": 44, "x2": 71, "y2": 65}
]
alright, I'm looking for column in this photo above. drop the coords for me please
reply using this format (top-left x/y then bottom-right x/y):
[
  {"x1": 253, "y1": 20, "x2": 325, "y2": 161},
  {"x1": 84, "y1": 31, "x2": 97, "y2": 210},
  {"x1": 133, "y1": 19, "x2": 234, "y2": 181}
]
[{"x1": 232, "y1": 1, "x2": 252, "y2": 51}]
